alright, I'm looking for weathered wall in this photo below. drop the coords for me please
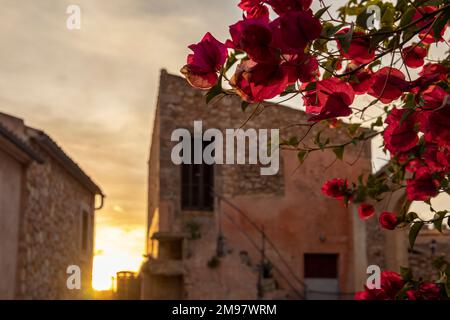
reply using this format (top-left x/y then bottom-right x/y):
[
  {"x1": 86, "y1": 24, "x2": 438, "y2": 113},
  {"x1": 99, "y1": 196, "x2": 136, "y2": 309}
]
[
  {"x1": 146, "y1": 70, "x2": 374, "y2": 299},
  {"x1": 0, "y1": 148, "x2": 23, "y2": 299},
  {"x1": 15, "y1": 143, "x2": 95, "y2": 300}
]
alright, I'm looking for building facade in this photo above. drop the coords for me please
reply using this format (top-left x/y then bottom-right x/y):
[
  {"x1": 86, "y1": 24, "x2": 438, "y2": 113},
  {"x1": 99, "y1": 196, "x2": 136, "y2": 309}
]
[
  {"x1": 141, "y1": 71, "x2": 448, "y2": 300},
  {"x1": 0, "y1": 112, "x2": 103, "y2": 300}
]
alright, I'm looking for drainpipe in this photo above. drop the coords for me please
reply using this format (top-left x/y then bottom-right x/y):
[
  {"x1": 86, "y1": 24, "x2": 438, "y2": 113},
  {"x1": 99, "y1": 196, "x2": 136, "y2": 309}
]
[{"x1": 95, "y1": 193, "x2": 105, "y2": 210}]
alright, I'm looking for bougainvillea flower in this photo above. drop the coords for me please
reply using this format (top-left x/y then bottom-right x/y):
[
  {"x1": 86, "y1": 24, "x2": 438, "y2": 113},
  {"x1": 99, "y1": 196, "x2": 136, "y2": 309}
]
[
  {"x1": 406, "y1": 283, "x2": 442, "y2": 300},
  {"x1": 238, "y1": 0, "x2": 262, "y2": 10},
  {"x1": 238, "y1": 0, "x2": 269, "y2": 20},
  {"x1": 305, "y1": 77, "x2": 355, "y2": 121},
  {"x1": 271, "y1": 11, "x2": 322, "y2": 53},
  {"x1": 384, "y1": 108, "x2": 419, "y2": 154},
  {"x1": 368, "y1": 67, "x2": 408, "y2": 103},
  {"x1": 228, "y1": 18, "x2": 276, "y2": 63},
  {"x1": 410, "y1": 63, "x2": 448, "y2": 93},
  {"x1": 321, "y1": 178, "x2": 350, "y2": 200},
  {"x1": 406, "y1": 167, "x2": 440, "y2": 201},
  {"x1": 347, "y1": 68, "x2": 374, "y2": 94},
  {"x1": 419, "y1": 63, "x2": 447, "y2": 82},
  {"x1": 266, "y1": 0, "x2": 312, "y2": 15},
  {"x1": 283, "y1": 53, "x2": 319, "y2": 83},
  {"x1": 422, "y1": 143, "x2": 450, "y2": 172},
  {"x1": 425, "y1": 103, "x2": 450, "y2": 146},
  {"x1": 379, "y1": 212, "x2": 398, "y2": 230},
  {"x1": 355, "y1": 271, "x2": 404, "y2": 300},
  {"x1": 336, "y1": 28, "x2": 375, "y2": 64},
  {"x1": 358, "y1": 203, "x2": 375, "y2": 220},
  {"x1": 246, "y1": 4, "x2": 270, "y2": 19},
  {"x1": 421, "y1": 85, "x2": 450, "y2": 110},
  {"x1": 181, "y1": 33, "x2": 228, "y2": 89},
  {"x1": 230, "y1": 59, "x2": 290, "y2": 102},
  {"x1": 412, "y1": 6, "x2": 447, "y2": 44},
  {"x1": 402, "y1": 45, "x2": 428, "y2": 68}
]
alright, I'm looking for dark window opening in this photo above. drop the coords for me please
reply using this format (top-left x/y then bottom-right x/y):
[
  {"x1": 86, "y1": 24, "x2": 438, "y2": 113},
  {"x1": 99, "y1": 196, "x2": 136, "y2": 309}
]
[
  {"x1": 304, "y1": 254, "x2": 338, "y2": 279},
  {"x1": 181, "y1": 137, "x2": 214, "y2": 211},
  {"x1": 81, "y1": 210, "x2": 89, "y2": 251}
]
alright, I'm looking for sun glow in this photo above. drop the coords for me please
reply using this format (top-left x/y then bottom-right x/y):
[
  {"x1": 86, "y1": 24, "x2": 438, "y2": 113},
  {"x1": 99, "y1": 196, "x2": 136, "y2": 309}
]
[{"x1": 92, "y1": 225, "x2": 145, "y2": 291}]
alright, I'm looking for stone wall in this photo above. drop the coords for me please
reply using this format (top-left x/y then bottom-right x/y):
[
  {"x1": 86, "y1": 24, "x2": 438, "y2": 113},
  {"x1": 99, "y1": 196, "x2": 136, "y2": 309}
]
[
  {"x1": 15, "y1": 142, "x2": 95, "y2": 300},
  {"x1": 0, "y1": 148, "x2": 24, "y2": 299}
]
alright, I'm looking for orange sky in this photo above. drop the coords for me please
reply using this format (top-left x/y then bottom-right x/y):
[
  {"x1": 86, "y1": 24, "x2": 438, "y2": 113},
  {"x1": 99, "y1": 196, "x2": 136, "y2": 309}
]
[
  {"x1": 1, "y1": 0, "x2": 448, "y2": 291},
  {"x1": 0, "y1": 0, "x2": 242, "y2": 290}
]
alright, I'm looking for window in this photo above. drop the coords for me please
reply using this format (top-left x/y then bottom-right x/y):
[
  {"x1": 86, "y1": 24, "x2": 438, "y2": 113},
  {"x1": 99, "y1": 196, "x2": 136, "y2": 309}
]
[
  {"x1": 81, "y1": 210, "x2": 90, "y2": 251},
  {"x1": 304, "y1": 254, "x2": 338, "y2": 278},
  {"x1": 181, "y1": 138, "x2": 214, "y2": 211}
]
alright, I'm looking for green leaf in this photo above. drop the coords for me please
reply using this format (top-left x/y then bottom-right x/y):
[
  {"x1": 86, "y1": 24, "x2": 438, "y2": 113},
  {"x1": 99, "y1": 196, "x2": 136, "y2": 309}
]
[
  {"x1": 280, "y1": 84, "x2": 297, "y2": 97},
  {"x1": 371, "y1": 116, "x2": 383, "y2": 129},
  {"x1": 297, "y1": 150, "x2": 308, "y2": 164},
  {"x1": 332, "y1": 146, "x2": 345, "y2": 160},
  {"x1": 433, "y1": 12, "x2": 449, "y2": 41},
  {"x1": 315, "y1": 6, "x2": 331, "y2": 19},
  {"x1": 241, "y1": 101, "x2": 250, "y2": 112},
  {"x1": 348, "y1": 123, "x2": 361, "y2": 135},
  {"x1": 381, "y1": 5, "x2": 395, "y2": 28},
  {"x1": 434, "y1": 211, "x2": 448, "y2": 233},
  {"x1": 400, "y1": 7, "x2": 416, "y2": 28},
  {"x1": 304, "y1": 81, "x2": 317, "y2": 92},
  {"x1": 409, "y1": 222, "x2": 424, "y2": 249},
  {"x1": 223, "y1": 53, "x2": 238, "y2": 73},
  {"x1": 336, "y1": 26, "x2": 354, "y2": 54},
  {"x1": 406, "y1": 212, "x2": 419, "y2": 223},
  {"x1": 395, "y1": 0, "x2": 408, "y2": 13},
  {"x1": 400, "y1": 266, "x2": 412, "y2": 282},
  {"x1": 206, "y1": 80, "x2": 223, "y2": 104}
]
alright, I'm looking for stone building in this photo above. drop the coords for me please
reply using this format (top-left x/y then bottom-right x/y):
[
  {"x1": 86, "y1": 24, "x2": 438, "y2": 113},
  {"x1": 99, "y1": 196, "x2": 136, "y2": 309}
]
[
  {"x1": 141, "y1": 70, "x2": 448, "y2": 300},
  {"x1": 0, "y1": 112, "x2": 103, "y2": 300}
]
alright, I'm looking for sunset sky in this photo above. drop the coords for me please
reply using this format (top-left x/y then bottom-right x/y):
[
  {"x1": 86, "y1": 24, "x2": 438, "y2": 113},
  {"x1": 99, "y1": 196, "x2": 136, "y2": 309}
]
[
  {"x1": 0, "y1": 0, "x2": 240, "y2": 290},
  {"x1": 0, "y1": 0, "x2": 447, "y2": 291}
]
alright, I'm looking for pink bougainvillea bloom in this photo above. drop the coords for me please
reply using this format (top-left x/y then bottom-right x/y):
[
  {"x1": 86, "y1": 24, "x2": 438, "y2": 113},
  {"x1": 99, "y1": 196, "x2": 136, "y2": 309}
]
[
  {"x1": 402, "y1": 45, "x2": 428, "y2": 68},
  {"x1": 368, "y1": 67, "x2": 408, "y2": 103},
  {"x1": 383, "y1": 108, "x2": 419, "y2": 154},
  {"x1": 321, "y1": 178, "x2": 349, "y2": 200},
  {"x1": 228, "y1": 18, "x2": 275, "y2": 63},
  {"x1": 284, "y1": 53, "x2": 319, "y2": 83},
  {"x1": 305, "y1": 77, "x2": 355, "y2": 122},
  {"x1": 412, "y1": 6, "x2": 447, "y2": 44},
  {"x1": 406, "y1": 167, "x2": 440, "y2": 201},
  {"x1": 358, "y1": 203, "x2": 375, "y2": 220},
  {"x1": 355, "y1": 271, "x2": 404, "y2": 300},
  {"x1": 336, "y1": 28, "x2": 375, "y2": 64},
  {"x1": 266, "y1": 0, "x2": 312, "y2": 15},
  {"x1": 421, "y1": 85, "x2": 449, "y2": 110},
  {"x1": 348, "y1": 68, "x2": 374, "y2": 94},
  {"x1": 181, "y1": 32, "x2": 228, "y2": 89},
  {"x1": 379, "y1": 212, "x2": 398, "y2": 230},
  {"x1": 271, "y1": 10, "x2": 322, "y2": 53},
  {"x1": 425, "y1": 103, "x2": 450, "y2": 146},
  {"x1": 230, "y1": 59, "x2": 290, "y2": 103}
]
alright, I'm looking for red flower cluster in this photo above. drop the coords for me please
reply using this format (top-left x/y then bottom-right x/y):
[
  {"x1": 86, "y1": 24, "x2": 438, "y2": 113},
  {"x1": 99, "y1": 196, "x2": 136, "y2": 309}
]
[
  {"x1": 321, "y1": 178, "x2": 350, "y2": 201},
  {"x1": 379, "y1": 212, "x2": 398, "y2": 230},
  {"x1": 355, "y1": 271, "x2": 443, "y2": 300},
  {"x1": 406, "y1": 282, "x2": 442, "y2": 300},
  {"x1": 381, "y1": 64, "x2": 450, "y2": 202},
  {"x1": 183, "y1": 1, "x2": 322, "y2": 103},
  {"x1": 355, "y1": 271, "x2": 404, "y2": 300}
]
